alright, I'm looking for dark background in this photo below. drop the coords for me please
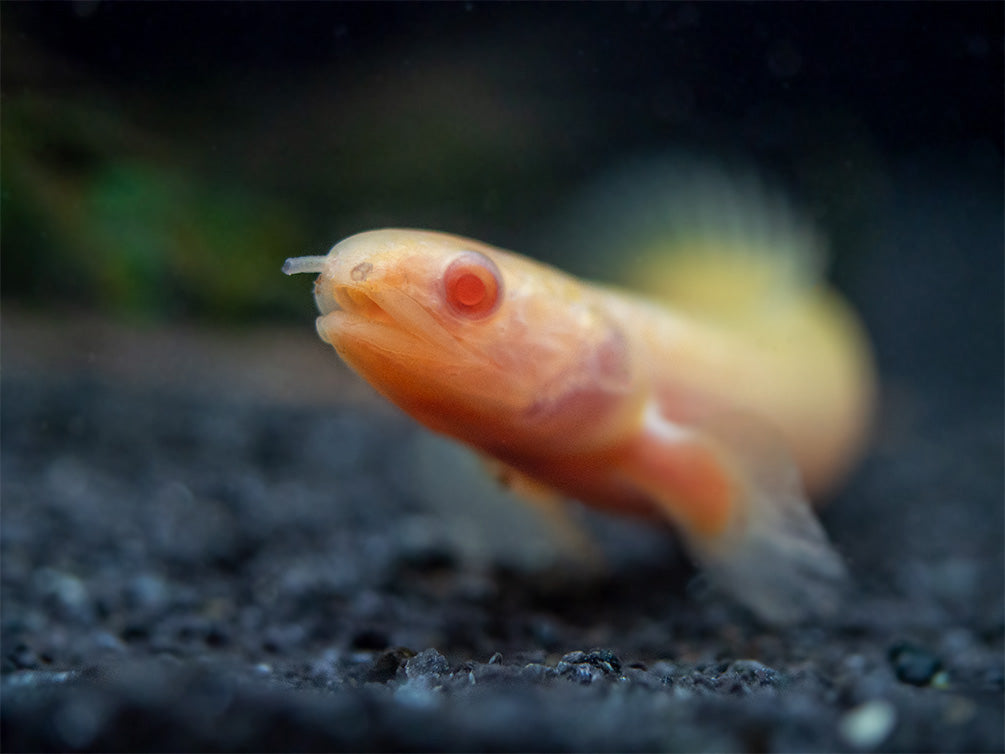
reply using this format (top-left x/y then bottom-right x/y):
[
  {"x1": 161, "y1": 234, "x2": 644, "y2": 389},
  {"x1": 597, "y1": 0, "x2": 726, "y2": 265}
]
[
  {"x1": 4, "y1": 3, "x2": 1001, "y2": 339},
  {"x1": 2, "y1": 3, "x2": 1002, "y2": 752}
]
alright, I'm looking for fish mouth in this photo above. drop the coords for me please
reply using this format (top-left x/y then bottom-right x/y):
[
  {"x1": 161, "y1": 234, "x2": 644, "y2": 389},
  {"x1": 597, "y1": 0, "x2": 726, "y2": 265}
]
[
  {"x1": 316, "y1": 284, "x2": 415, "y2": 355},
  {"x1": 314, "y1": 276, "x2": 390, "y2": 322},
  {"x1": 328, "y1": 284, "x2": 396, "y2": 326},
  {"x1": 318, "y1": 309, "x2": 435, "y2": 364},
  {"x1": 316, "y1": 283, "x2": 472, "y2": 361}
]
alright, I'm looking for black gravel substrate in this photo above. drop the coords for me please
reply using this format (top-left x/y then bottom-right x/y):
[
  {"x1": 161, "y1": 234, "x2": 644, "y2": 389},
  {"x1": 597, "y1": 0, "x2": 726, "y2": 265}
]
[{"x1": 1, "y1": 362, "x2": 1001, "y2": 751}]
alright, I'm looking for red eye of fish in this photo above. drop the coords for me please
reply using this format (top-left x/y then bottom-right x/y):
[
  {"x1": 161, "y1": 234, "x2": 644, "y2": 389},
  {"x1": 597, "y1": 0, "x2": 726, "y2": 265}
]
[{"x1": 444, "y1": 252, "x2": 502, "y2": 319}]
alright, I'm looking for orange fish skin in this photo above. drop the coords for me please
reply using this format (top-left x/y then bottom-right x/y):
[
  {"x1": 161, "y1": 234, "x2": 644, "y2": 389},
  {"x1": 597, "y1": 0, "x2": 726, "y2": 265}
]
[{"x1": 285, "y1": 227, "x2": 875, "y2": 623}]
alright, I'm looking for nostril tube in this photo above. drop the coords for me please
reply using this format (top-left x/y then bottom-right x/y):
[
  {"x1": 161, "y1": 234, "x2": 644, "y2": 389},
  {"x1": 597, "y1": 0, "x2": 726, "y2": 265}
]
[{"x1": 283, "y1": 255, "x2": 328, "y2": 275}]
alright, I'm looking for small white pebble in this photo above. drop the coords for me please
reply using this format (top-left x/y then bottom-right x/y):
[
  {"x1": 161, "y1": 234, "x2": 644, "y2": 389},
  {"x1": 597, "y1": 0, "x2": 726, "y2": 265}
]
[{"x1": 839, "y1": 699, "x2": 897, "y2": 750}]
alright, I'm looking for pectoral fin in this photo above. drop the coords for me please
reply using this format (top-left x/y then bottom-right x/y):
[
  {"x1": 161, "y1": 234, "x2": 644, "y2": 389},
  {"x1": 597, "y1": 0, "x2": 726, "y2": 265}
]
[{"x1": 620, "y1": 405, "x2": 847, "y2": 623}]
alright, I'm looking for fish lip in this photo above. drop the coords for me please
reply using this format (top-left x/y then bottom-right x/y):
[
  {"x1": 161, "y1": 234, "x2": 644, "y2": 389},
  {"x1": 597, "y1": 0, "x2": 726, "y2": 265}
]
[
  {"x1": 317, "y1": 283, "x2": 442, "y2": 354},
  {"x1": 316, "y1": 309, "x2": 423, "y2": 357},
  {"x1": 316, "y1": 279, "x2": 404, "y2": 331},
  {"x1": 329, "y1": 284, "x2": 396, "y2": 326}
]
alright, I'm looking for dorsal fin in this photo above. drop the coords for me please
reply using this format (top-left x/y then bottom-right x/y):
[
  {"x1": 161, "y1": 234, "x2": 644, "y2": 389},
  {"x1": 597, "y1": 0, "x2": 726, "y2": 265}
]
[{"x1": 548, "y1": 155, "x2": 827, "y2": 322}]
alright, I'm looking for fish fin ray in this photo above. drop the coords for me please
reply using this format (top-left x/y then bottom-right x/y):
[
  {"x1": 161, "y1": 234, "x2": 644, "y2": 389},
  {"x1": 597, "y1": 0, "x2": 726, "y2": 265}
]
[
  {"x1": 552, "y1": 155, "x2": 827, "y2": 319},
  {"x1": 620, "y1": 405, "x2": 848, "y2": 624}
]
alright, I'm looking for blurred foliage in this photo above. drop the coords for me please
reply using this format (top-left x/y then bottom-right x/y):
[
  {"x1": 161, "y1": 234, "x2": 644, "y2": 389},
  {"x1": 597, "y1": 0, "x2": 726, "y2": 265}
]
[
  {"x1": 2, "y1": 95, "x2": 311, "y2": 321},
  {"x1": 0, "y1": 41, "x2": 578, "y2": 323}
]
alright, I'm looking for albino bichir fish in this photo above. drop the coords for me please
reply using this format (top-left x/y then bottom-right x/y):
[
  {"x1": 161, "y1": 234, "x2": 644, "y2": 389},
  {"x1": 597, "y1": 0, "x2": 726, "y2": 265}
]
[{"x1": 283, "y1": 167, "x2": 875, "y2": 623}]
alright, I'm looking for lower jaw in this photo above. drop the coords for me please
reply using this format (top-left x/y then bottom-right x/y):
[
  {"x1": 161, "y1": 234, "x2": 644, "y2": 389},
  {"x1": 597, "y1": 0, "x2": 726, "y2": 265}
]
[{"x1": 316, "y1": 311, "x2": 419, "y2": 355}]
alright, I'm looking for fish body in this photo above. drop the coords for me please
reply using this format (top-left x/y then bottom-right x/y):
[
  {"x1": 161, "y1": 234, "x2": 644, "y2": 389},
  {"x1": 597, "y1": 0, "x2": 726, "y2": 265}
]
[{"x1": 284, "y1": 184, "x2": 875, "y2": 623}]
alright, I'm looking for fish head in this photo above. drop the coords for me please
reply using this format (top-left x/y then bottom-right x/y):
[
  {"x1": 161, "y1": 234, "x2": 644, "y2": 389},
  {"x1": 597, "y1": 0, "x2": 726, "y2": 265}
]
[{"x1": 284, "y1": 229, "x2": 642, "y2": 455}]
